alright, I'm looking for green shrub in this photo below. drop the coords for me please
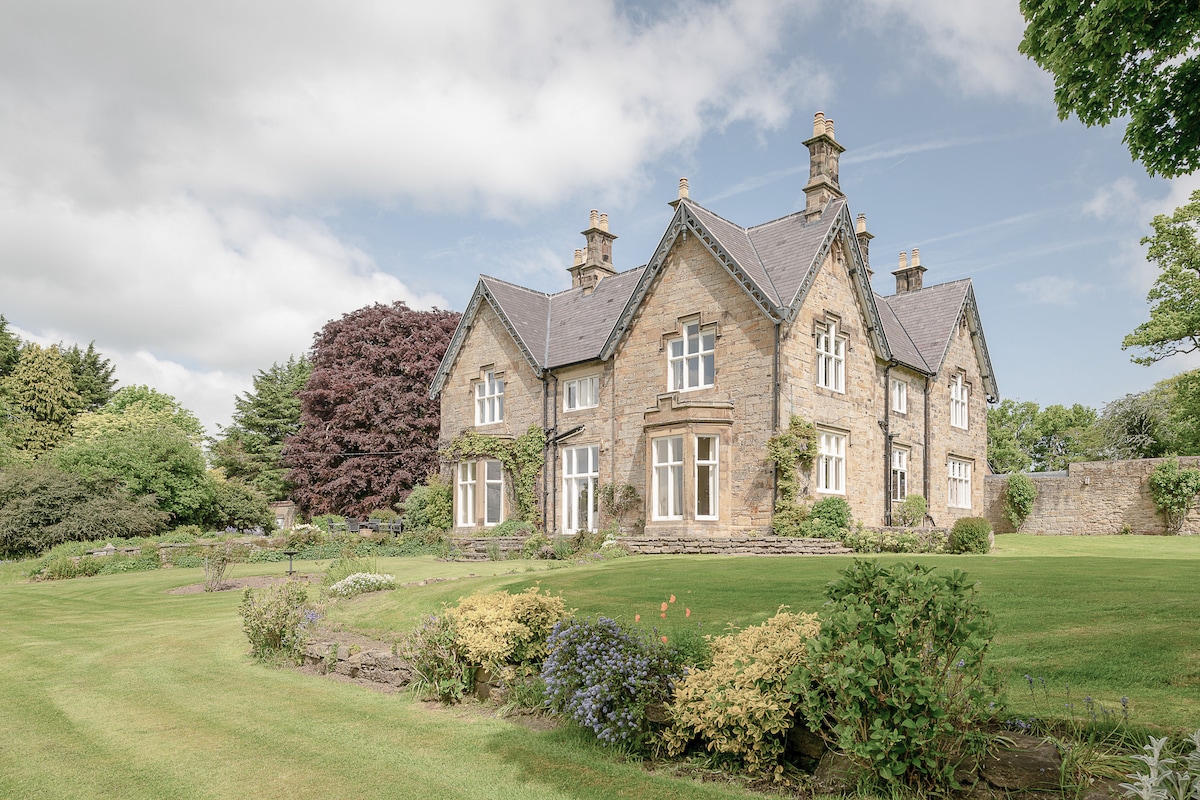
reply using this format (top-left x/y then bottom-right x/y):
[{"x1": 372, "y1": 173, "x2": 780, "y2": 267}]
[
  {"x1": 489, "y1": 519, "x2": 535, "y2": 538},
  {"x1": 522, "y1": 533, "x2": 552, "y2": 558},
  {"x1": 162, "y1": 525, "x2": 202, "y2": 543},
  {"x1": 447, "y1": 587, "x2": 570, "y2": 672},
  {"x1": 367, "y1": 508, "x2": 399, "y2": 523},
  {"x1": 770, "y1": 505, "x2": 809, "y2": 537},
  {"x1": 322, "y1": 549, "x2": 377, "y2": 589},
  {"x1": 664, "y1": 609, "x2": 821, "y2": 777},
  {"x1": 285, "y1": 523, "x2": 326, "y2": 548},
  {"x1": 308, "y1": 514, "x2": 344, "y2": 533},
  {"x1": 810, "y1": 496, "x2": 851, "y2": 529},
  {"x1": 803, "y1": 518, "x2": 844, "y2": 539},
  {"x1": 840, "y1": 525, "x2": 946, "y2": 554},
  {"x1": 97, "y1": 551, "x2": 160, "y2": 575},
  {"x1": 793, "y1": 561, "x2": 999, "y2": 788},
  {"x1": 397, "y1": 614, "x2": 473, "y2": 703},
  {"x1": 542, "y1": 616, "x2": 681, "y2": 750},
  {"x1": 238, "y1": 581, "x2": 314, "y2": 662},
  {"x1": 894, "y1": 494, "x2": 927, "y2": 527},
  {"x1": 949, "y1": 517, "x2": 992, "y2": 554},
  {"x1": 207, "y1": 480, "x2": 274, "y2": 532},
  {"x1": 1002, "y1": 474, "x2": 1038, "y2": 530},
  {"x1": 1148, "y1": 457, "x2": 1200, "y2": 533},
  {"x1": 401, "y1": 475, "x2": 453, "y2": 532}
]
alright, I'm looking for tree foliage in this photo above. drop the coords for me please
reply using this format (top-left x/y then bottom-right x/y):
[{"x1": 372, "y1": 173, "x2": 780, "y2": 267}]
[
  {"x1": 1123, "y1": 190, "x2": 1200, "y2": 365},
  {"x1": 1, "y1": 343, "x2": 82, "y2": 456},
  {"x1": 211, "y1": 356, "x2": 311, "y2": 501},
  {"x1": 72, "y1": 385, "x2": 205, "y2": 445},
  {"x1": 284, "y1": 302, "x2": 460, "y2": 517},
  {"x1": 61, "y1": 342, "x2": 117, "y2": 412},
  {"x1": 1148, "y1": 456, "x2": 1200, "y2": 534},
  {"x1": 987, "y1": 398, "x2": 1098, "y2": 472},
  {"x1": 1019, "y1": 3, "x2": 1200, "y2": 178},
  {"x1": 0, "y1": 315, "x2": 19, "y2": 378}
]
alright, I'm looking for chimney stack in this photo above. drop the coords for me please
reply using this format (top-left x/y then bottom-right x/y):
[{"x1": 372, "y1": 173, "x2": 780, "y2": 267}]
[
  {"x1": 568, "y1": 209, "x2": 617, "y2": 292},
  {"x1": 678, "y1": 177, "x2": 689, "y2": 200},
  {"x1": 803, "y1": 111, "x2": 846, "y2": 220},
  {"x1": 855, "y1": 213, "x2": 874, "y2": 279},
  {"x1": 892, "y1": 248, "x2": 927, "y2": 294}
]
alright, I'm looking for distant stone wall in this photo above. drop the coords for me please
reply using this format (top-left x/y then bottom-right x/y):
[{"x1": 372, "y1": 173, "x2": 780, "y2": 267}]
[
  {"x1": 617, "y1": 535, "x2": 852, "y2": 556},
  {"x1": 983, "y1": 457, "x2": 1200, "y2": 535}
]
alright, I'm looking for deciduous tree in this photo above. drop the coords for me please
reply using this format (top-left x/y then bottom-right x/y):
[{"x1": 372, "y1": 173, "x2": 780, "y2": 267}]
[
  {"x1": 1019, "y1": 3, "x2": 1200, "y2": 178},
  {"x1": 284, "y1": 302, "x2": 460, "y2": 517}
]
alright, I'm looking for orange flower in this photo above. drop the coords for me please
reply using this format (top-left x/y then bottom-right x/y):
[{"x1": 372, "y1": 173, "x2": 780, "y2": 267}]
[
  {"x1": 660, "y1": 612, "x2": 666, "y2": 618},
  {"x1": 661, "y1": 636, "x2": 668, "y2": 643},
  {"x1": 685, "y1": 608, "x2": 691, "y2": 617},
  {"x1": 660, "y1": 602, "x2": 668, "y2": 612},
  {"x1": 634, "y1": 614, "x2": 640, "y2": 623},
  {"x1": 669, "y1": 595, "x2": 676, "y2": 603}
]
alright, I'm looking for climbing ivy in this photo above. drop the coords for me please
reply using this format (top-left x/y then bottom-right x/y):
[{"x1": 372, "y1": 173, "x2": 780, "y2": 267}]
[
  {"x1": 767, "y1": 415, "x2": 818, "y2": 536},
  {"x1": 442, "y1": 426, "x2": 547, "y2": 527}
]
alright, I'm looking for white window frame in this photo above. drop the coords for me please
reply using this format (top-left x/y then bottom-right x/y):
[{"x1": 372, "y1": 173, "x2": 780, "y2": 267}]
[
  {"x1": 816, "y1": 320, "x2": 846, "y2": 393},
  {"x1": 950, "y1": 374, "x2": 969, "y2": 430},
  {"x1": 816, "y1": 430, "x2": 846, "y2": 494},
  {"x1": 891, "y1": 447, "x2": 909, "y2": 502},
  {"x1": 484, "y1": 459, "x2": 504, "y2": 526},
  {"x1": 456, "y1": 461, "x2": 476, "y2": 527},
  {"x1": 475, "y1": 370, "x2": 504, "y2": 425},
  {"x1": 651, "y1": 435, "x2": 684, "y2": 520},
  {"x1": 562, "y1": 445, "x2": 599, "y2": 532},
  {"x1": 891, "y1": 379, "x2": 908, "y2": 414},
  {"x1": 563, "y1": 375, "x2": 600, "y2": 412},
  {"x1": 667, "y1": 322, "x2": 715, "y2": 392},
  {"x1": 694, "y1": 435, "x2": 719, "y2": 520},
  {"x1": 948, "y1": 457, "x2": 972, "y2": 509}
]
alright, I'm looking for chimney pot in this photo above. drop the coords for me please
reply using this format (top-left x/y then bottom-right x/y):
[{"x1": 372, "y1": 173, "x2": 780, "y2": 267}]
[
  {"x1": 599, "y1": 212, "x2": 609, "y2": 232},
  {"x1": 573, "y1": 248, "x2": 583, "y2": 267},
  {"x1": 678, "y1": 177, "x2": 689, "y2": 200},
  {"x1": 825, "y1": 118, "x2": 835, "y2": 139},
  {"x1": 856, "y1": 213, "x2": 867, "y2": 234},
  {"x1": 813, "y1": 111, "x2": 825, "y2": 138},
  {"x1": 899, "y1": 251, "x2": 909, "y2": 270},
  {"x1": 911, "y1": 247, "x2": 921, "y2": 267},
  {"x1": 589, "y1": 209, "x2": 599, "y2": 229}
]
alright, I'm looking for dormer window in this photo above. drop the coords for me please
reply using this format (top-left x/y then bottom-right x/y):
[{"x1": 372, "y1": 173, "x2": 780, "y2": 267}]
[
  {"x1": 816, "y1": 319, "x2": 846, "y2": 393},
  {"x1": 667, "y1": 322, "x2": 715, "y2": 392},
  {"x1": 475, "y1": 370, "x2": 504, "y2": 425}
]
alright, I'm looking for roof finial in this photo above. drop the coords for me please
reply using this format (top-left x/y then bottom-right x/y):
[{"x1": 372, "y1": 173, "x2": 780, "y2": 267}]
[{"x1": 678, "y1": 177, "x2": 689, "y2": 200}]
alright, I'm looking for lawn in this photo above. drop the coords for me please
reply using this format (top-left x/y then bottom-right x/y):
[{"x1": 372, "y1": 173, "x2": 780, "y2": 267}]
[{"x1": 0, "y1": 535, "x2": 1197, "y2": 798}]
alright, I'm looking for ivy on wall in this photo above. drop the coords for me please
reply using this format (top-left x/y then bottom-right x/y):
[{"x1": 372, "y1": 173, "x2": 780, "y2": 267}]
[
  {"x1": 766, "y1": 415, "x2": 818, "y2": 536},
  {"x1": 442, "y1": 426, "x2": 547, "y2": 527}
]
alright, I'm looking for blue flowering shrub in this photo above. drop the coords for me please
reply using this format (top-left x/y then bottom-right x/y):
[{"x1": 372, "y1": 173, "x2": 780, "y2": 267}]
[
  {"x1": 542, "y1": 616, "x2": 681, "y2": 749},
  {"x1": 791, "y1": 560, "x2": 999, "y2": 788}
]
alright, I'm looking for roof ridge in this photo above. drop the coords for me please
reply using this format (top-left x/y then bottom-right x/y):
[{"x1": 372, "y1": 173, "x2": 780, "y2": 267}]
[
  {"x1": 680, "y1": 198, "x2": 747, "y2": 232},
  {"x1": 480, "y1": 273, "x2": 551, "y2": 298},
  {"x1": 544, "y1": 264, "x2": 647, "y2": 299},
  {"x1": 746, "y1": 198, "x2": 838, "y2": 232}
]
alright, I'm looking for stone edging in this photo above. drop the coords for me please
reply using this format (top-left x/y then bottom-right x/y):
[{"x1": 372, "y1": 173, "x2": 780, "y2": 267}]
[{"x1": 616, "y1": 535, "x2": 853, "y2": 555}]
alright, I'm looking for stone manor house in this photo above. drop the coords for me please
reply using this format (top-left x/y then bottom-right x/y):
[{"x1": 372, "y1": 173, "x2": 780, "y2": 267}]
[{"x1": 431, "y1": 113, "x2": 998, "y2": 537}]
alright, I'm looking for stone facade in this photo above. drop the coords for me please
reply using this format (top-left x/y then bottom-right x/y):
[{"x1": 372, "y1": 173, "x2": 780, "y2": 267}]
[
  {"x1": 984, "y1": 457, "x2": 1200, "y2": 535},
  {"x1": 432, "y1": 114, "x2": 998, "y2": 538}
]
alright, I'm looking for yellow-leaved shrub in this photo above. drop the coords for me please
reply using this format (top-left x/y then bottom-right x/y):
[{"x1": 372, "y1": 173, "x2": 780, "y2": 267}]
[
  {"x1": 446, "y1": 587, "x2": 570, "y2": 670},
  {"x1": 662, "y1": 608, "x2": 820, "y2": 778}
]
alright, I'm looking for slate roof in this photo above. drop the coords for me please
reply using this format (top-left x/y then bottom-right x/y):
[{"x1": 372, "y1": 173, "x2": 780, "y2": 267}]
[{"x1": 430, "y1": 197, "x2": 997, "y2": 400}]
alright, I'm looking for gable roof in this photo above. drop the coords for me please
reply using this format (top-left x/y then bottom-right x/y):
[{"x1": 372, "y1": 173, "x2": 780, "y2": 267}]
[
  {"x1": 879, "y1": 279, "x2": 999, "y2": 400},
  {"x1": 431, "y1": 196, "x2": 997, "y2": 401}
]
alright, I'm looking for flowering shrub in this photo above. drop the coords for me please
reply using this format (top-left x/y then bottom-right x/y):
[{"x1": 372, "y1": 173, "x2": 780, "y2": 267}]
[
  {"x1": 325, "y1": 572, "x2": 396, "y2": 599},
  {"x1": 792, "y1": 561, "x2": 999, "y2": 787},
  {"x1": 397, "y1": 614, "x2": 473, "y2": 703},
  {"x1": 542, "y1": 616, "x2": 681, "y2": 748},
  {"x1": 840, "y1": 525, "x2": 946, "y2": 554},
  {"x1": 239, "y1": 580, "x2": 315, "y2": 662},
  {"x1": 664, "y1": 609, "x2": 820, "y2": 777},
  {"x1": 446, "y1": 587, "x2": 569, "y2": 670}
]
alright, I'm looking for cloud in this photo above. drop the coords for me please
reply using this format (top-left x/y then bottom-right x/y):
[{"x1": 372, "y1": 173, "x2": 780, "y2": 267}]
[{"x1": 854, "y1": 0, "x2": 1050, "y2": 101}]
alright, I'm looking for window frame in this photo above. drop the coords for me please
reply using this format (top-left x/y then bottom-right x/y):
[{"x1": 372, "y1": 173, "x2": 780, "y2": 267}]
[
  {"x1": 563, "y1": 375, "x2": 600, "y2": 412},
  {"x1": 666, "y1": 321, "x2": 715, "y2": 392},
  {"x1": 947, "y1": 457, "x2": 972, "y2": 509},
  {"x1": 816, "y1": 429, "x2": 846, "y2": 495},
  {"x1": 562, "y1": 444, "x2": 599, "y2": 532},
  {"x1": 484, "y1": 459, "x2": 504, "y2": 526},
  {"x1": 891, "y1": 379, "x2": 908, "y2": 414},
  {"x1": 475, "y1": 370, "x2": 505, "y2": 426},
  {"x1": 816, "y1": 319, "x2": 846, "y2": 393},
  {"x1": 891, "y1": 447, "x2": 909, "y2": 502},
  {"x1": 456, "y1": 461, "x2": 476, "y2": 527},
  {"x1": 950, "y1": 374, "x2": 969, "y2": 430},
  {"x1": 694, "y1": 435, "x2": 719, "y2": 520},
  {"x1": 651, "y1": 435, "x2": 684, "y2": 520}
]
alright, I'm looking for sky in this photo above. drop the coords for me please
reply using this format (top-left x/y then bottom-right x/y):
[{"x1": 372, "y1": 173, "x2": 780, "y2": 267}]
[{"x1": 2, "y1": 0, "x2": 1196, "y2": 437}]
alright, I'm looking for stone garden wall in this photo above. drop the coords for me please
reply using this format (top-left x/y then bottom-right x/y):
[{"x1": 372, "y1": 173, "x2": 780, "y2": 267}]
[{"x1": 983, "y1": 456, "x2": 1200, "y2": 535}]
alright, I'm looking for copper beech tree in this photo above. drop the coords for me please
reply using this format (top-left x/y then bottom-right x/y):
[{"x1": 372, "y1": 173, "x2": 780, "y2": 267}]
[{"x1": 284, "y1": 302, "x2": 460, "y2": 518}]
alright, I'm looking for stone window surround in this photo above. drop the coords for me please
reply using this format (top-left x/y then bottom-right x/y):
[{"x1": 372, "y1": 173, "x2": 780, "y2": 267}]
[
  {"x1": 891, "y1": 446, "x2": 909, "y2": 501},
  {"x1": 646, "y1": 427, "x2": 729, "y2": 524},
  {"x1": 563, "y1": 374, "x2": 601, "y2": 412},
  {"x1": 815, "y1": 426, "x2": 848, "y2": 495},
  {"x1": 814, "y1": 313, "x2": 848, "y2": 394},
  {"x1": 891, "y1": 378, "x2": 908, "y2": 414},
  {"x1": 950, "y1": 371, "x2": 970, "y2": 431},
  {"x1": 948, "y1": 455, "x2": 972, "y2": 509},
  {"x1": 562, "y1": 443, "x2": 600, "y2": 532},
  {"x1": 474, "y1": 366, "x2": 505, "y2": 426},
  {"x1": 456, "y1": 460, "x2": 476, "y2": 528},
  {"x1": 454, "y1": 457, "x2": 505, "y2": 528},
  {"x1": 661, "y1": 314, "x2": 718, "y2": 393}
]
